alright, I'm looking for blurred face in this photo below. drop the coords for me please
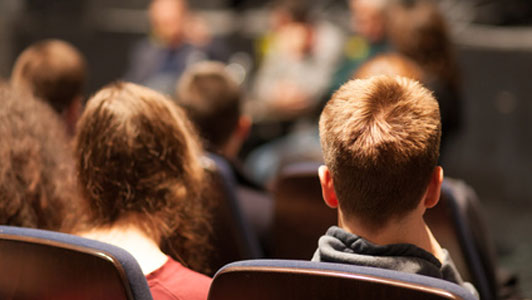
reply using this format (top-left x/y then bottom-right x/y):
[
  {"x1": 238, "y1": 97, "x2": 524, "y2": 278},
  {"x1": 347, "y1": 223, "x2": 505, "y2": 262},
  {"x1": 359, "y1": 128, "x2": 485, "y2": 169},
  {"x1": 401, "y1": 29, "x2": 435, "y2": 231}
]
[
  {"x1": 271, "y1": 8, "x2": 293, "y2": 31},
  {"x1": 350, "y1": 0, "x2": 385, "y2": 43},
  {"x1": 149, "y1": 0, "x2": 187, "y2": 46},
  {"x1": 277, "y1": 22, "x2": 314, "y2": 58}
]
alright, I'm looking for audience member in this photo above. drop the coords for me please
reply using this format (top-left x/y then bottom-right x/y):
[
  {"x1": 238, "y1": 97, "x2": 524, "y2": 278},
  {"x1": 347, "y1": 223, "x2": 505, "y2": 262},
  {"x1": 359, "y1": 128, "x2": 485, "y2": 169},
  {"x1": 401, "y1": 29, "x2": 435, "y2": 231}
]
[
  {"x1": 328, "y1": 0, "x2": 390, "y2": 94},
  {"x1": 74, "y1": 82, "x2": 212, "y2": 300},
  {"x1": 244, "y1": 0, "x2": 343, "y2": 184},
  {"x1": 176, "y1": 61, "x2": 272, "y2": 251},
  {"x1": 313, "y1": 76, "x2": 478, "y2": 298},
  {"x1": 10, "y1": 39, "x2": 87, "y2": 136},
  {"x1": 386, "y1": 0, "x2": 462, "y2": 157},
  {"x1": 124, "y1": 0, "x2": 228, "y2": 96},
  {"x1": 250, "y1": 0, "x2": 342, "y2": 123},
  {"x1": 0, "y1": 84, "x2": 78, "y2": 231}
]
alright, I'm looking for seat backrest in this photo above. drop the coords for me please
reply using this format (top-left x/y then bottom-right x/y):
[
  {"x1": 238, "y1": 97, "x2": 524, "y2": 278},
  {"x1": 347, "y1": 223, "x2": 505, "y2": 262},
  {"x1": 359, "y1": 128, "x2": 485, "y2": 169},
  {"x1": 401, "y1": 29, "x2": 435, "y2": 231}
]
[
  {"x1": 0, "y1": 225, "x2": 152, "y2": 300},
  {"x1": 425, "y1": 179, "x2": 498, "y2": 300},
  {"x1": 204, "y1": 153, "x2": 262, "y2": 274},
  {"x1": 271, "y1": 161, "x2": 336, "y2": 258},
  {"x1": 208, "y1": 259, "x2": 477, "y2": 300}
]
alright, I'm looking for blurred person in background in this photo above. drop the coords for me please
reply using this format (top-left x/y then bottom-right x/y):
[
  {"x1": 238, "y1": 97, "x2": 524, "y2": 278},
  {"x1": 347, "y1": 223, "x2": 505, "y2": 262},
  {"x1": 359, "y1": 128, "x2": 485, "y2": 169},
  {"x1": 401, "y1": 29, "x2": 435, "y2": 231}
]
[
  {"x1": 386, "y1": 0, "x2": 463, "y2": 158},
  {"x1": 328, "y1": 0, "x2": 390, "y2": 94},
  {"x1": 250, "y1": 0, "x2": 342, "y2": 124},
  {"x1": 243, "y1": 0, "x2": 342, "y2": 184},
  {"x1": 353, "y1": 53, "x2": 424, "y2": 81},
  {"x1": 124, "y1": 0, "x2": 228, "y2": 96},
  {"x1": 0, "y1": 84, "x2": 79, "y2": 232},
  {"x1": 11, "y1": 39, "x2": 87, "y2": 136},
  {"x1": 176, "y1": 61, "x2": 273, "y2": 252}
]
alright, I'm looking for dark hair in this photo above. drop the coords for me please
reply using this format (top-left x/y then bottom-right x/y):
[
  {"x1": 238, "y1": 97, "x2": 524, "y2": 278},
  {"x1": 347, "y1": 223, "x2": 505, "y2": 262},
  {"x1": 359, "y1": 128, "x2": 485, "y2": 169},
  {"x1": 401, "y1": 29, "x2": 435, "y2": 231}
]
[
  {"x1": 0, "y1": 83, "x2": 78, "y2": 230},
  {"x1": 11, "y1": 39, "x2": 87, "y2": 113},
  {"x1": 176, "y1": 62, "x2": 241, "y2": 152},
  {"x1": 273, "y1": 0, "x2": 311, "y2": 24},
  {"x1": 74, "y1": 81, "x2": 211, "y2": 271},
  {"x1": 319, "y1": 76, "x2": 441, "y2": 228},
  {"x1": 386, "y1": 0, "x2": 460, "y2": 91}
]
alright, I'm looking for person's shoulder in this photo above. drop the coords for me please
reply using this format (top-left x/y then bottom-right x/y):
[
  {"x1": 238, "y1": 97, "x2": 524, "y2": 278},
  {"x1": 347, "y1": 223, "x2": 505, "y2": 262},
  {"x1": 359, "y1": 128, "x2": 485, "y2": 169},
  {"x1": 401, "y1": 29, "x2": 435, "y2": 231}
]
[{"x1": 147, "y1": 257, "x2": 211, "y2": 300}]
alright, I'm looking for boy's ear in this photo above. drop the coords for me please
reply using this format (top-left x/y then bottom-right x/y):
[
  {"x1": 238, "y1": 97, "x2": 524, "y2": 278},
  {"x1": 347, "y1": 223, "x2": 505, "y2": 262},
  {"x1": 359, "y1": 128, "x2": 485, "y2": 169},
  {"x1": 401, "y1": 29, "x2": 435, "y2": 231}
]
[
  {"x1": 424, "y1": 166, "x2": 444, "y2": 208},
  {"x1": 318, "y1": 165, "x2": 338, "y2": 208}
]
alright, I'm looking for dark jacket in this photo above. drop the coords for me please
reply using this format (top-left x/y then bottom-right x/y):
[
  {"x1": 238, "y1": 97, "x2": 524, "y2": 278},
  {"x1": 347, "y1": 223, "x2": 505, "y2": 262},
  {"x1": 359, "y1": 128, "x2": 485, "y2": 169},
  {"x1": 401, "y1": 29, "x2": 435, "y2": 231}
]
[{"x1": 312, "y1": 226, "x2": 478, "y2": 298}]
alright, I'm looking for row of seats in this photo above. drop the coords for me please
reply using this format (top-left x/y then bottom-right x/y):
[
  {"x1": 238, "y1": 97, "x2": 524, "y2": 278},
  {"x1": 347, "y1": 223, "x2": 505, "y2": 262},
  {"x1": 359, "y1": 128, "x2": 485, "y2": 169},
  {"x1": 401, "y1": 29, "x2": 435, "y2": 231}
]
[
  {"x1": 0, "y1": 225, "x2": 476, "y2": 300},
  {"x1": 0, "y1": 160, "x2": 497, "y2": 300}
]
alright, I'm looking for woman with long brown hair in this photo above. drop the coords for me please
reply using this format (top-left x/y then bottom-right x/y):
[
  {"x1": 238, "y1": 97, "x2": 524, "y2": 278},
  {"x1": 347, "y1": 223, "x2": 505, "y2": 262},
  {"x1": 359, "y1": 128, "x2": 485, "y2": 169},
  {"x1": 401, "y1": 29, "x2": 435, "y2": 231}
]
[{"x1": 74, "y1": 82, "x2": 211, "y2": 300}]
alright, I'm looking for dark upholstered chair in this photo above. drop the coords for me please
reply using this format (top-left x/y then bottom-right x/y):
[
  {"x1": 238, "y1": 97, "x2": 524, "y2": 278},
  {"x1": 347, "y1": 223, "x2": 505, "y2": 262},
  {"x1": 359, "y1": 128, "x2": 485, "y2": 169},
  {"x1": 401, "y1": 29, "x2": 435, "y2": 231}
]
[
  {"x1": 270, "y1": 161, "x2": 335, "y2": 259},
  {"x1": 204, "y1": 153, "x2": 262, "y2": 274},
  {"x1": 426, "y1": 179, "x2": 498, "y2": 300},
  {"x1": 0, "y1": 225, "x2": 152, "y2": 300},
  {"x1": 208, "y1": 259, "x2": 478, "y2": 300}
]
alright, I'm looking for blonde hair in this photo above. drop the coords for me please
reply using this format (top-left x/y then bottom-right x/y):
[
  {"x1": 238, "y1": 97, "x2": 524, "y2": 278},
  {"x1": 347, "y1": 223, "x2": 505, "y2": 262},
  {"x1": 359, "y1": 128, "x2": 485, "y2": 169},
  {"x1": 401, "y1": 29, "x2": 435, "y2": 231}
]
[{"x1": 319, "y1": 75, "x2": 441, "y2": 228}]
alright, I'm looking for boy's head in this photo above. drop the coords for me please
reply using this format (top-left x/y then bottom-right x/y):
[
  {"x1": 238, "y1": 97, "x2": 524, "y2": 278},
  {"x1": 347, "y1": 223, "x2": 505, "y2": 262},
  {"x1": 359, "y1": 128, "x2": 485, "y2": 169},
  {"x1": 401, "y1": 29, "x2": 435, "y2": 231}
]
[
  {"x1": 11, "y1": 39, "x2": 87, "y2": 114},
  {"x1": 319, "y1": 75, "x2": 441, "y2": 229},
  {"x1": 176, "y1": 62, "x2": 249, "y2": 158}
]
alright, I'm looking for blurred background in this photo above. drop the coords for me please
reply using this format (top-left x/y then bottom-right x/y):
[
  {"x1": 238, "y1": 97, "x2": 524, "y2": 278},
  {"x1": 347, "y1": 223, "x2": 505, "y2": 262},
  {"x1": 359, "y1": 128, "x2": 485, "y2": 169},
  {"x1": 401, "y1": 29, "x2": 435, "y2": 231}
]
[{"x1": 0, "y1": 0, "x2": 531, "y2": 296}]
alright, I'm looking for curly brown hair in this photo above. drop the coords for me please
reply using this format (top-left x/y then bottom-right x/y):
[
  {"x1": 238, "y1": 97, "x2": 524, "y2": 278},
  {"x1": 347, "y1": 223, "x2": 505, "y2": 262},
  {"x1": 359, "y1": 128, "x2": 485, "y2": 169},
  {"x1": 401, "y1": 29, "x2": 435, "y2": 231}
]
[
  {"x1": 0, "y1": 83, "x2": 78, "y2": 231},
  {"x1": 74, "y1": 81, "x2": 212, "y2": 272}
]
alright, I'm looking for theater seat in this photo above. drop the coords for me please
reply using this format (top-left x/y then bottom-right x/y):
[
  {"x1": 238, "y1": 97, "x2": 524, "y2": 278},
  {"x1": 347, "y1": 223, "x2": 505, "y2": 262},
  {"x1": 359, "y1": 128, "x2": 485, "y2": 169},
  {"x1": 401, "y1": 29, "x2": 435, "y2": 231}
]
[
  {"x1": 426, "y1": 179, "x2": 498, "y2": 300},
  {"x1": 270, "y1": 161, "x2": 335, "y2": 258},
  {"x1": 0, "y1": 225, "x2": 152, "y2": 300},
  {"x1": 208, "y1": 259, "x2": 477, "y2": 300},
  {"x1": 203, "y1": 153, "x2": 262, "y2": 274}
]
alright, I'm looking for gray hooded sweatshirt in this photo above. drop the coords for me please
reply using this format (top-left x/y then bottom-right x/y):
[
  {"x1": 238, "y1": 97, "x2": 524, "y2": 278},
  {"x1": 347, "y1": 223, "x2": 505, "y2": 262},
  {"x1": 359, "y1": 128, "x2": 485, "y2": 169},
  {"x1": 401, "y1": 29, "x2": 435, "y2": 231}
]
[{"x1": 312, "y1": 226, "x2": 478, "y2": 298}]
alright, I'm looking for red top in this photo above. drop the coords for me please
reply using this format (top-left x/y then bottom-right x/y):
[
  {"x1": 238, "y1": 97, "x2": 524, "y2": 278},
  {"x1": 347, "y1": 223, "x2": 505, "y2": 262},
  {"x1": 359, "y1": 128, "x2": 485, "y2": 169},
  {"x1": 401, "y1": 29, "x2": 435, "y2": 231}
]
[{"x1": 146, "y1": 257, "x2": 211, "y2": 300}]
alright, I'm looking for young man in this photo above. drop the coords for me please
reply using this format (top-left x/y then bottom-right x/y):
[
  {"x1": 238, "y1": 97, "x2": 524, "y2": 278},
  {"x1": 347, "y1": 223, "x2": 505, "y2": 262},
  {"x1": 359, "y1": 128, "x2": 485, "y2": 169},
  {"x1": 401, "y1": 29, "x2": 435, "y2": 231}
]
[
  {"x1": 11, "y1": 39, "x2": 87, "y2": 136},
  {"x1": 314, "y1": 75, "x2": 477, "y2": 296}
]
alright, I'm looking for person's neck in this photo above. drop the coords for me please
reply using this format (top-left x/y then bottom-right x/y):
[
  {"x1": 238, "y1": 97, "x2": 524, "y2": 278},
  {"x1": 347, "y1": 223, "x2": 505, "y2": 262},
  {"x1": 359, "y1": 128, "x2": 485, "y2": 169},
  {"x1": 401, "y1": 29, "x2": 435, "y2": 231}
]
[
  {"x1": 79, "y1": 225, "x2": 168, "y2": 275},
  {"x1": 340, "y1": 212, "x2": 445, "y2": 263},
  {"x1": 220, "y1": 135, "x2": 243, "y2": 162}
]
